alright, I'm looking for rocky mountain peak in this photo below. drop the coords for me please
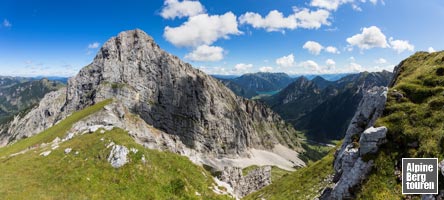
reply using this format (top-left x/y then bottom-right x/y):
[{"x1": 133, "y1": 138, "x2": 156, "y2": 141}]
[{"x1": 12, "y1": 29, "x2": 301, "y2": 158}]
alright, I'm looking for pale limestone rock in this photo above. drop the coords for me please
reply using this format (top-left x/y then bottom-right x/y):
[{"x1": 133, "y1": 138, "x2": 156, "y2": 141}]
[
  {"x1": 107, "y1": 144, "x2": 129, "y2": 168},
  {"x1": 65, "y1": 148, "x2": 72, "y2": 154},
  {"x1": 220, "y1": 166, "x2": 272, "y2": 198},
  {"x1": 40, "y1": 151, "x2": 51, "y2": 157},
  {"x1": 323, "y1": 86, "x2": 388, "y2": 200},
  {"x1": 359, "y1": 126, "x2": 387, "y2": 156}
]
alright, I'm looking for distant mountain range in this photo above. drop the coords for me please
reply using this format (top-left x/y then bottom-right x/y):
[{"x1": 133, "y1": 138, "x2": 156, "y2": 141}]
[
  {"x1": 0, "y1": 77, "x2": 65, "y2": 124},
  {"x1": 217, "y1": 72, "x2": 294, "y2": 94},
  {"x1": 215, "y1": 71, "x2": 392, "y2": 142},
  {"x1": 211, "y1": 73, "x2": 350, "y2": 82},
  {"x1": 263, "y1": 71, "x2": 392, "y2": 141},
  {"x1": 214, "y1": 72, "x2": 352, "y2": 99}
]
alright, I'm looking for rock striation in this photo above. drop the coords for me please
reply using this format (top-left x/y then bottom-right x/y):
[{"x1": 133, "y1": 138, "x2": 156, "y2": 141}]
[{"x1": 321, "y1": 86, "x2": 388, "y2": 199}]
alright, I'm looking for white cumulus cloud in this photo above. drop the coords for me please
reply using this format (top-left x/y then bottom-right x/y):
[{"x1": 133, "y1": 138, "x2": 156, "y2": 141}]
[
  {"x1": 259, "y1": 66, "x2": 274, "y2": 72},
  {"x1": 310, "y1": 0, "x2": 353, "y2": 11},
  {"x1": 375, "y1": 58, "x2": 387, "y2": 64},
  {"x1": 346, "y1": 26, "x2": 388, "y2": 50},
  {"x1": 239, "y1": 8, "x2": 330, "y2": 32},
  {"x1": 197, "y1": 66, "x2": 229, "y2": 75},
  {"x1": 326, "y1": 59, "x2": 336, "y2": 67},
  {"x1": 293, "y1": 8, "x2": 331, "y2": 29},
  {"x1": 325, "y1": 46, "x2": 340, "y2": 54},
  {"x1": 300, "y1": 60, "x2": 321, "y2": 72},
  {"x1": 428, "y1": 47, "x2": 436, "y2": 53},
  {"x1": 310, "y1": 0, "x2": 379, "y2": 11},
  {"x1": 88, "y1": 42, "x2": 100, "y2": 49},
  {"x1": 185, "y1": 45, "x2": 224, "y2": 62},
  {"x1": 233, "y1": 63, "x2": 253, "y2": 73},
  {"x1": 164, "y1": 12, "x2": 241, "y2": 47},
  {"x1": 303, "y1": 41, "x2": 323, "y2": 55},
  {"x1": 160, "y1": 0, "x2": 205, "y2": 19},
  {"x1": 349, "y1": 62, "x2": 363, "y2": 72},
  {"x1": 389, "y1": 37, "x2": 414, "y2": 54},
  {"x1": 239, "y1": 10, "x2": 297, "y2": 32},
  {"x1": 276, "y1": 54, "x2": 295, "y2": 67}
]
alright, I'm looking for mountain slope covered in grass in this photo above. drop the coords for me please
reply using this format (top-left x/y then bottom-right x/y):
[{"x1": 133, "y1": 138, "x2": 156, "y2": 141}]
[
  {"x1": 244, "y1": 149, "x2": 335, "y2": 200},
  {"x1": 0, "y1": 99, "x2": 229, "y2": 199},
  {"x1": 245, "y1": 51, "x2": 444, "y2": 200},
  {"x1": 356, "y1": 51, "x2": 444, "y2": 199}
]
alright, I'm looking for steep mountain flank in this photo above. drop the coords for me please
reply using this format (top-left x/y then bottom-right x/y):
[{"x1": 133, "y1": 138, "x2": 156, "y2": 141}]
[
  {"x1": 312, "y1": 76, "x2": 334, "y2": 89},
  {"x1": 217, "y1": 78, "x2": 258, "y2": 99},
  {"x1": 62, "y1": 29, "x2": 300, "y2": 156},
  {"x1": 266, "y1": 76, "x2": 324, "y2": 122},
  {"x1": 265, "y1": 71, "x2": 392, "y2": 141},
  {"x1": 1, "y1": 29, "x2": 303, "y2": 170}
]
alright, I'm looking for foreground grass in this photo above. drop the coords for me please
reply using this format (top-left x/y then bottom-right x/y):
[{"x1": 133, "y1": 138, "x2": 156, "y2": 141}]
[
  {"x1": 244, "y1": 150, "x2": 335, "y2": 200},
  {"x1": 0, "y1": 100, "x2": 229, "y2": 199},
  {"x1": 0, "y1": 128, "x2": 229, "y2": 199},
  {"x1": 356, "y1": 51, "x2": 444, "y2": 199},
  {"x1": 0, "y1": 99, "x2": 113, "y2": 157}
]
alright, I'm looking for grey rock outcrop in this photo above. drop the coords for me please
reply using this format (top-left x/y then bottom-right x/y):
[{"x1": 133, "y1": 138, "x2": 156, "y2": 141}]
[
  {"x1": 359, "y1": 126, "x2": 387, "y2": 156},
  {"x1": 107, "y1": 144, "x2": 129, "y2": 168},
  {"x1": 61, "y1": 29, "x2": 300, "y2": 156},
  {"x1": 333, "y1": 86, "x2": 388, "y2": 173},
  {"x1": 322, "y1": 86, "x2": 388, "y2": 199},
  {"x1": 220, "y1": 166, "x2": 272, "y2": 198}
]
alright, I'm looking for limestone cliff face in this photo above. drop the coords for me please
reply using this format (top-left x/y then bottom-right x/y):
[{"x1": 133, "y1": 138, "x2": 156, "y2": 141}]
[{"x1": 3, "y1": 29, "x2": 300, "y2": 158}]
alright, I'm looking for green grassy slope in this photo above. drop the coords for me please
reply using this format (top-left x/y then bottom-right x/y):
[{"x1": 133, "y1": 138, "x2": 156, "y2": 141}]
[
  {"x1": 244, "y1": 150, "x2": 335, "y2": 200},
  {"x1": 355, "y1": 51, "x2": 444, "y2": 199},
  {"x1": 244, "y1": 52, "x2": 444, "y2": 200},
  {"x1": 0, "y1": 99, "x2": 113, "y2": 156},
  {"x1": 0, "y1": 100, "x2": 229, "y2": 199}
]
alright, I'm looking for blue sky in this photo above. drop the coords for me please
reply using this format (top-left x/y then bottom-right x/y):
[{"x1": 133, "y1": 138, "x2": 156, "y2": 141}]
[{"x1": 1, "y1": 0, "x2": 443, "y2": 77}]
